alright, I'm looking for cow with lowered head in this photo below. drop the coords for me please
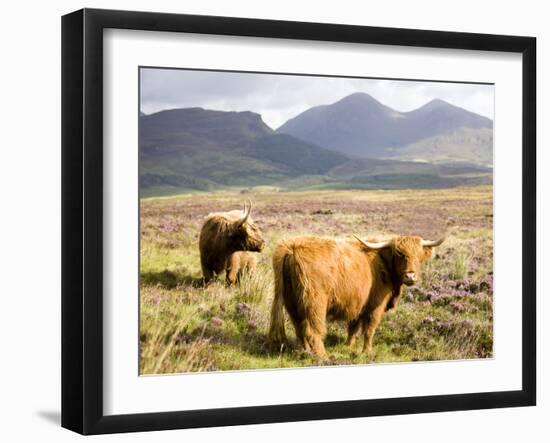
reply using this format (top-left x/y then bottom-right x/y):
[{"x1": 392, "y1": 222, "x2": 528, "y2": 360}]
[
  {"x1": 199, "y1": 201, "x2": 265, "y2": 285},
  {"x1": 268, "y1": 234, "x2": 444, "y2": 358}
]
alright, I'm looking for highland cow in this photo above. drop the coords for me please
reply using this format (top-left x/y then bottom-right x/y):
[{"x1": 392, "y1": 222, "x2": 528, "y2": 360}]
[
  {"x1": 268, "y1": 234, "x2": 444, "y2": 358},
  {"x1": 199, "y1": 201, "x2": 265, "y2": 285}
]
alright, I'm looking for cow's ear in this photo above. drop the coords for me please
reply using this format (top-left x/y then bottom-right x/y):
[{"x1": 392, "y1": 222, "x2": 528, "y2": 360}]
[
  {"x1": 232, "y1": 221, "x2": 246, "y2": 232},
  {"x1": 422, "y1": 246, "x2": 434, "y2": 260}
]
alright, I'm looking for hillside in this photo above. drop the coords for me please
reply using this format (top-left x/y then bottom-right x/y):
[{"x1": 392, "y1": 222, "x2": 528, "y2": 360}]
[
  {"x1": 384, "y1": 127, "x2": 493, "y2": 166},
  {"x1": 139, "y1": 108, "x2": 348, "y2": 196},
  {"x1": 276, "y1": 93, "x2": 493, "y2": 164}
]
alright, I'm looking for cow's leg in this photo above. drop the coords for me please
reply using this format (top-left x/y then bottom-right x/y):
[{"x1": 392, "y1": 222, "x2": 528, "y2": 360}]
[
  {"x1": 281, "y1": 301, "x2": 309, "y2": 351},
  {"x1": 294, "y1": 321, "x2": 309, "y2": 351},
  {"x1": 304, "y1": 323, "x2": 326, "y2": 359},
  {"x1": 225, "y1": 266, "x2": 239, "y2": 286},
  {"x1": 303, "y1": 298, "x2": 328, "y2": 359},
  {"x1": 225, "y1": 254, "x2": 240, "y2": 286},
  {"x1": 239, "y1": 253, "x2": 255, "y2": 278},
  {"x1": 345, "y1": 319, "x2": 362, "y2": 348},
  {"x1": 200, "y1": 254, "x2": 215, "y2": 285},
  {"x1": 235, "y1": 259, "x2": 250, "y2": 283},
  {"x1": 234, "y1": 261, "x2": 254, "y2": 285},
  {"x1": 246, "y1": 254, "x2": 257, "y2": 274},
  {"x1": 286, "y1": 316, "x2": 307, "y2": 350},
  {"x1": 202, "y1": 266, "x2": 215, "y2": 285},
  {"x1": 362, "y1": 305, "x2": 386, "y2": 354}
]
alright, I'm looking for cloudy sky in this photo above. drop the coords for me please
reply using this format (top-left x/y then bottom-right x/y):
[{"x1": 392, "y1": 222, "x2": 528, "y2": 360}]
[{"x1": 140, "y1": 68, "x2": 494, "y2": 130}]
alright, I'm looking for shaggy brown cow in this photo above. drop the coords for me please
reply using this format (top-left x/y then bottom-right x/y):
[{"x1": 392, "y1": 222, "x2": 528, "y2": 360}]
[
  {"x1": 226, "y1": 251, "x2": 258, "y2": 285},
  {"x1": 199, "y1": 201, "x2": 265, "y2": 285},
  {"x1": 268, "y1": 234, "x2": 444, "y2": 358}
]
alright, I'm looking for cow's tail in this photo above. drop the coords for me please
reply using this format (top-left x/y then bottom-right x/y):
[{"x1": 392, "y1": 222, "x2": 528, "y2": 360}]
[{"x1": 268, "y1": 246, "x2": 290, "y2": 346}]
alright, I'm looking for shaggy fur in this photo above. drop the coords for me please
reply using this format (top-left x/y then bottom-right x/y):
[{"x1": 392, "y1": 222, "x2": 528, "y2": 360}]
[
  {"x1": 199, "y1": 209, "x2": 264, "y2": 285},
  {"x1": 268, "y1": 235, "x2": 440, "y2": 358}
]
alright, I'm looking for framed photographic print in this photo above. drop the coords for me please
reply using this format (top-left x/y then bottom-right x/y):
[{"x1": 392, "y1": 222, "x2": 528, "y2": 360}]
[{"x1": 61, "y1": 8, "x2": 536, "y2": 435}]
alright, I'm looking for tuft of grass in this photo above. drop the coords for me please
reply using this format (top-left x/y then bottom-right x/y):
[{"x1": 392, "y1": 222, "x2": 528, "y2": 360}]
[
  {"x1": 451, "y1": 250, "x2": 470, "y2": 280},
  {"x1": 235, "y1": 266, "x2": 272, "y2": 304}
]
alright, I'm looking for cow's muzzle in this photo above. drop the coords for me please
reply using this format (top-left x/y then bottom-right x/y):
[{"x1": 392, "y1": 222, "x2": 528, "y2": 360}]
[
  {"x1": 403, "y1": 272, "x2": 417, "y2": 286},
  {"x1": 253, "y1": 240, "x2": 265, "y2": 252}
]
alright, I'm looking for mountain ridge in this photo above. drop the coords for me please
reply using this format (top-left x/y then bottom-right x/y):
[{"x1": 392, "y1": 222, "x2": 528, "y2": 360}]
[{"x1": 276, "y1": 93, "x2": 492, "y2": 160}]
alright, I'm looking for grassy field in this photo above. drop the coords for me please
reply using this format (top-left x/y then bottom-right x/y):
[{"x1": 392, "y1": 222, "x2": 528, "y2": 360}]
[{"x1": 139, "y1": 186, "x2": 493, "y2": 374}]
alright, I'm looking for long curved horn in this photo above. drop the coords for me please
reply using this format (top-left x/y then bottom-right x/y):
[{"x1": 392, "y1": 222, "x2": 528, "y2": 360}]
[
  {"x1": 421, "y1": 237, "x2": 445, "y2": 247},
  {"x1": 353, "y1": 235, "x2": 391, "y2": 249},
  {"x1": 237, "y1": 200, "x2": 252, "y2": 226}
]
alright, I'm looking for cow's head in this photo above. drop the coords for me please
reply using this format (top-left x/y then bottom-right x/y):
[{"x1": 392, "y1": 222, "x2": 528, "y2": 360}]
[
  {"x1": 230, "y1": 201, "x2": 265, "y2": 252},
  {"x1": 354, "y1": 235, "x2": 445, "y2": 286}
]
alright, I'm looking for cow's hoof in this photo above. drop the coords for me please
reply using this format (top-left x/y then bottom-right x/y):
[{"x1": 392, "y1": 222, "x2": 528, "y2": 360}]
[{"x1": 305, "y1": 350, "x2": 327, "y2": 361}]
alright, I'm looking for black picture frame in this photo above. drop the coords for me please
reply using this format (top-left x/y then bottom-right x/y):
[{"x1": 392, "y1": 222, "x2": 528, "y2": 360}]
[{"x1": 61, "y1": 8, "x2": 536, "y2": 435}]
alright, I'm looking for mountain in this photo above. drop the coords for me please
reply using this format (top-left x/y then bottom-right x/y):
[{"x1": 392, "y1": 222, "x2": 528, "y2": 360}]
[
  {"x1": 276, "y1": 93, "x2": 493, "y2": 164},
  {"x1": 140, "y1": 108, "x2": 271, "y2": 156},
  {"x1": 139, "y1": 108, "x2": 348, "y2": 195},
  {"x1": 139, "y1": 98, "x2": 494, "y2": 197}
]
